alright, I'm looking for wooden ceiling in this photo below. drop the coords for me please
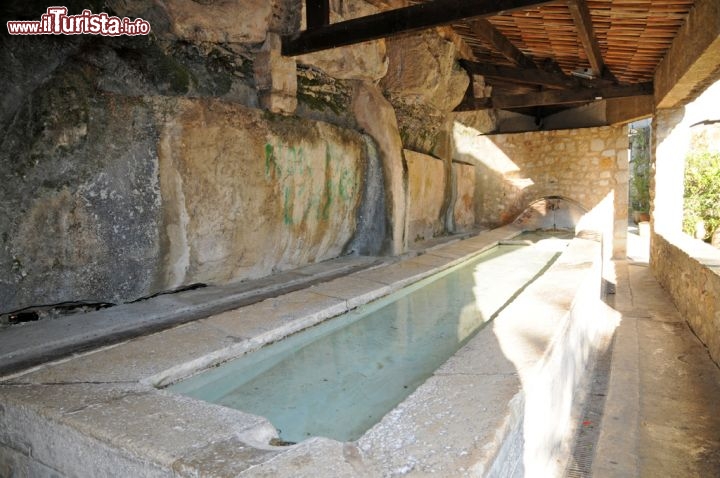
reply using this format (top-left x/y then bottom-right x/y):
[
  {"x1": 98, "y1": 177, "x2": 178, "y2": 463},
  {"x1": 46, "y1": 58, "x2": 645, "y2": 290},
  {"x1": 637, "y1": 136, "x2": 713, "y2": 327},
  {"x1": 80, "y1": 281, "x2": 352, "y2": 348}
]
[
  {"x1": 283, "y1": 0, "x2": 697, "y2": 114},
  {"x1": 452, "y1": 0, "x2": 694, "y2": 83}
]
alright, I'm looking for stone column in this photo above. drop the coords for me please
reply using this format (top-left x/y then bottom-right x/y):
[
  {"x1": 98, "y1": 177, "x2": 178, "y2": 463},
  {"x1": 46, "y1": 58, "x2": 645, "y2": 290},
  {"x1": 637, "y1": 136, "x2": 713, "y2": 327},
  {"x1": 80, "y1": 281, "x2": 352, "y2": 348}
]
[
  {"x1": 650, "y1": 107, "x2": 688, "y2": 236},
  {"x1": 613, "y1": 129, "x2": 629, "y2": 259}
]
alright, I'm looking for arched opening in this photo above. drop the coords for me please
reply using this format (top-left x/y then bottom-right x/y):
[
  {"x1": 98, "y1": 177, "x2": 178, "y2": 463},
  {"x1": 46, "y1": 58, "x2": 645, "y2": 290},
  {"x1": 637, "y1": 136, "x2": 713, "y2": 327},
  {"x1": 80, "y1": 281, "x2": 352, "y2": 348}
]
[{"x1": 513, "y1": 195, "x2": 589, "y2": 232}]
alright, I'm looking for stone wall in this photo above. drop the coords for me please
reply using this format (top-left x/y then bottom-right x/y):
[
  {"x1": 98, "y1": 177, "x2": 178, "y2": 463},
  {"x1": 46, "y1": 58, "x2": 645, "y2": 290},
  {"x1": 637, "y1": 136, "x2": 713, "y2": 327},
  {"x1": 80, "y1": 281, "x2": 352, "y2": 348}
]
[
  {"x1": 452, "y1": 162, "x2": 476, "y2": 232},
  {"x1": 157, "y1": 99, "x2": 368, "y2": 287},
  {"x1": 651, "y1": 81, "x2": 720, "y2": 366},
  {"x1": 651, "y1": 232, "x2": 720, "y2": 365},
  {"x1": 0, "y1": 84, "x2": 163, "y2": 313},
  {"x1": 452, "y1": 122, "x2": 628, "y2": 256},
  {"x1": 405, "y1": 151, "x2": 446, "y2": 243},
  {"x1": 0, "y1": 0, "x2": 394, "y2": 314},
  {"x1": 0, "y1": 91, "x2": 370, "y2": 313}
]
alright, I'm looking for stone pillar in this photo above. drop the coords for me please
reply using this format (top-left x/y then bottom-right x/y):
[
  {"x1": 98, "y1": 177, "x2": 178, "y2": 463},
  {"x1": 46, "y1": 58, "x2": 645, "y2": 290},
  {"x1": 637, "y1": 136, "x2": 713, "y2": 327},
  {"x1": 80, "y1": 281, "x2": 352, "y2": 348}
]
[
  {"x1": 613, "y1": 132, "x2": 629, "y2": 259},
  {"x1": 651, "y1": 107, "x2": 688, "y2": 236},
  {"x1": 254, "y1": 33, "x2": 297, "y2": 115}
]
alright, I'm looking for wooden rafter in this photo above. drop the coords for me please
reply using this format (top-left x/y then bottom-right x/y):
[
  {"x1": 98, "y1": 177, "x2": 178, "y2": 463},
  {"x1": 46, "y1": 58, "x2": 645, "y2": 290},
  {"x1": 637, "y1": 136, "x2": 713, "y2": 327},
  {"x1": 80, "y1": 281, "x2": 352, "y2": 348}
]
[
  {"x1": 455, "y1": 82, "x2": 653, "y2": 110},
  {"x1": 460, "y1": 60, "x2": 616, "y2": 90},
  {"x1": 468, "y1": 18, "x2": 536, "y2": 70},
  {"x1": 566, "y1": 0, "x2": 611, "y2": 79},
  {"x1": 306, "y1": 0, "x2": 330, "y2": 30},
  {"x1": 282, "y1": 0, "x2": 557, "y2": 56}
]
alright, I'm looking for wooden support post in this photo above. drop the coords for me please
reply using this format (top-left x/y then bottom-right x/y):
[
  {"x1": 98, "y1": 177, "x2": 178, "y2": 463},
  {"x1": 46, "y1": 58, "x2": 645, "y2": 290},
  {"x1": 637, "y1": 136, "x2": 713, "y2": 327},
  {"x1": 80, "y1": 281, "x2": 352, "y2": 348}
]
[{"x1": 306, "y1": 0, "x2": 330, "y2": 30}]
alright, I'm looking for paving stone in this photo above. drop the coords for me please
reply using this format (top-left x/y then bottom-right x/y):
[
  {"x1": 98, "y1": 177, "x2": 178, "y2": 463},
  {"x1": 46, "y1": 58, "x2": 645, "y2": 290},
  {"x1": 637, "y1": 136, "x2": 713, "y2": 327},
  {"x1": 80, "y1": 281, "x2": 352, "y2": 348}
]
[
  {"x1": 201, "y1": 290, "x2": 348, "y2": 342},
  {"x1": 352, "y1": 261, "x2": 437, "y2": 288},
  {"x1": 12, "y1": 321, "x2": 237, "y2": 385},
  {"x1": 308, "y1": 276, "x2": 391, "y2": 309}
]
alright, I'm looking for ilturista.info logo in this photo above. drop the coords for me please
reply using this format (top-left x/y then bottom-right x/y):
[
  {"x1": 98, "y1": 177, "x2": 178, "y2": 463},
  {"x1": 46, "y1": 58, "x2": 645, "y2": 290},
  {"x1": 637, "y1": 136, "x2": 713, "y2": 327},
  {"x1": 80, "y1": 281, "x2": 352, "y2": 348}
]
[{"x1": 7, "y1": 7, "x2": 151, "y2": 36}]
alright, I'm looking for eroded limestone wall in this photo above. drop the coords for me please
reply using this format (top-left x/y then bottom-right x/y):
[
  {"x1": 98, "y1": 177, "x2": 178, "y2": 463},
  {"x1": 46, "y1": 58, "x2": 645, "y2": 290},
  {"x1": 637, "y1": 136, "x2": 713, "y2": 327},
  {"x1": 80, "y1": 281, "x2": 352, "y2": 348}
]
[
  {"x1": 453, "y1": 123, "x2": 628, "y2": 256},
  {"x1": 405, "y1": 151, "x2": 446, "y2": 243},
  {"x1": 452, "y1": 162, "x2": 476, "y2": 232},
  {"x1": 0, "y1": 0, "x2": 480, "y2": 314},
  {"x1": 157, "y1": 99, "x2": 367, "y2": 287},
  {"x1": 0, "y1": 90, "x2": 369, "y2": 313},
  {"x1": 0, "y1": 0, "x2": 385, "y2": 314},
  {"x1": 0, "y1": 83, "x2": 163, "y2": 313}
]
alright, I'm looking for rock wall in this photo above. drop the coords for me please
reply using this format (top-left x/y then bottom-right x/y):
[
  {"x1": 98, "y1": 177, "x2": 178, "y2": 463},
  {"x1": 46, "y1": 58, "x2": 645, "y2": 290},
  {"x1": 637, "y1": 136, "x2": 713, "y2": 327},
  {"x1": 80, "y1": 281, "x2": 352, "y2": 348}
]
[
  {"x1": 0, "y1": 0, "x2": 483, "y2": 314},
  {"x1": 157, "y1": 99, "x2": 367, "y2": 286},
  {"x1": 0, "y1": 88, "x2": 369, "y2": 313},
  {"x1": 0, "y1": 0, "x2": 381, "y2": 314},
  {"x1": 297, "y1": 0, "x2": 388, "y2": 82},
  {"x1": 353, "y1": 81, "x2": 408, "y2": 255},
  {"x1": 406, "y1": 151, "x2": 447, "y2": 243},
  {"x1": 452, "y1": 123, "x2": 628, "y2": 254},
  {"x1": 452, "y1": 162, "x2": 476, "y2": 232},
  {"x1": 0, "y1": 76, "x2": 163, "y2": 313}
]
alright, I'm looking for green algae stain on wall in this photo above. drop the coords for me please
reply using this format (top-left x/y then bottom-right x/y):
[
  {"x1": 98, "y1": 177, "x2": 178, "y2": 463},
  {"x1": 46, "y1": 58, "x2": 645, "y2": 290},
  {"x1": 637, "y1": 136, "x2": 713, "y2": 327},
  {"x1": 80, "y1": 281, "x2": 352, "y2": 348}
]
[{"x1": 264, "y1": 140, "x2": 358, "y2": 227}]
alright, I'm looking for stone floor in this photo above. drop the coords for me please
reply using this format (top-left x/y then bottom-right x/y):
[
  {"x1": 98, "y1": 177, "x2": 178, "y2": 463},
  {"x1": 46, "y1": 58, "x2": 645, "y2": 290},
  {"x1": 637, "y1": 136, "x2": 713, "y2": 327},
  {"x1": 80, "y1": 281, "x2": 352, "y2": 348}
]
[{"x1": 585, "y1": 229, "x2": 720, "y2": 477}]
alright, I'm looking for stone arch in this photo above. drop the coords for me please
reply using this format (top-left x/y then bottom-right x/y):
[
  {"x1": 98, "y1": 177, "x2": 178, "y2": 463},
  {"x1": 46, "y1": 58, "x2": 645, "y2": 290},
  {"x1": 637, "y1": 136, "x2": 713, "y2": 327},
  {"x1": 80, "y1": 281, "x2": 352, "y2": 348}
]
[{"x1": 512, "y1": 195, "x2": 588, "y2": 231}]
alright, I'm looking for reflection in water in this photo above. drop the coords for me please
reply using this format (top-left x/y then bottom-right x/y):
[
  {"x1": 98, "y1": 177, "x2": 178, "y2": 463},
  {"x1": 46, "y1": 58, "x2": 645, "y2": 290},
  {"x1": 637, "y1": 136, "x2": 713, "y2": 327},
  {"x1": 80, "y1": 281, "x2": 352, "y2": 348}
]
[{"x1": 170, "y1": 237, "x2": 567, "y2": 443}]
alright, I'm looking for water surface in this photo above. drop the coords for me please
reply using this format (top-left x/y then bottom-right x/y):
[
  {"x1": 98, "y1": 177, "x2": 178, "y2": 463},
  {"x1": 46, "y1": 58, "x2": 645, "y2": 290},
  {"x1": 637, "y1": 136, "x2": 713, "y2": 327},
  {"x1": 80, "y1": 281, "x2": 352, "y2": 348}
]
[{"x1": 170, "y1": 235, "x2": 568, "y2": 442}]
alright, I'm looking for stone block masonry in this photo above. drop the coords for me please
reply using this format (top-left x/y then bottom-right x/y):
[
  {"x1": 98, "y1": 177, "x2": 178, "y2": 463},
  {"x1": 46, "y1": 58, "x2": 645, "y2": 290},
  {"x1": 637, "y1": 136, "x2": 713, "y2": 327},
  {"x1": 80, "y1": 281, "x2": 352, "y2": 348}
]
[
  {"x1": 650, "y1": 82, "x2": 720, "y2": 367},
  {"x1": 651, "y1": 232, "x2": 720, "y2": 366},
  {"x1": 453, "y1": 123, "x2": 628, "y2": 257}
]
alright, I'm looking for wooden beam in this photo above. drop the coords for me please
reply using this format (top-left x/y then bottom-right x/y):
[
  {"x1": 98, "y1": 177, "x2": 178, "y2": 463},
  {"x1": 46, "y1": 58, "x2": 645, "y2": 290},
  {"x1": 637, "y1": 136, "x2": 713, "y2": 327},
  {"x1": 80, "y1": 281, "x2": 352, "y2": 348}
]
[
  {"x1": 461, "y1": 60, "x2": 578, "y2": 89},
  {"x1": 306, "y1": 0, "x2": 330, "y2": 30},
  {"x1": 567, "y1": 0, "x2": 609, "y2": 78},
  {"x1": 468, "y1": 18, "x2": 536, "y2": 70},
  {"x1": 282, "y1": 0, "x2": 557, "y2": 56},
  {"x1": 455, "y1": 82, "x2": 653, "y2": 110},
  {"x1": 460, "y1": 61, "x2": 615, "y2": 91}
]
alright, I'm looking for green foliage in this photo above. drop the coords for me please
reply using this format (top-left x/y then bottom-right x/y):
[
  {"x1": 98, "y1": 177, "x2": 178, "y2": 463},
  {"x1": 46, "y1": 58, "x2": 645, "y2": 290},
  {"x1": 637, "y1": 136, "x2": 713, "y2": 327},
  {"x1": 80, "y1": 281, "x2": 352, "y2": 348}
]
[
  {"x1": 683, "y1": 151, "x2": 720, "y2": 241},
  {"x1": 629, "y1": 126, "x2": 651, "y2": 213}
]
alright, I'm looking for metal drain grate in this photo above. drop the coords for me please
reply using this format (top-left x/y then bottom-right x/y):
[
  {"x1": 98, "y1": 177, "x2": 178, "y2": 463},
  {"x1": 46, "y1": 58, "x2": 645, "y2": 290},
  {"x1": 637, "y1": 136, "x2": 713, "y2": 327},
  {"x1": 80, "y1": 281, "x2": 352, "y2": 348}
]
[{"x1": 564, "y1": 338, "x2": 614, "y2": 477}]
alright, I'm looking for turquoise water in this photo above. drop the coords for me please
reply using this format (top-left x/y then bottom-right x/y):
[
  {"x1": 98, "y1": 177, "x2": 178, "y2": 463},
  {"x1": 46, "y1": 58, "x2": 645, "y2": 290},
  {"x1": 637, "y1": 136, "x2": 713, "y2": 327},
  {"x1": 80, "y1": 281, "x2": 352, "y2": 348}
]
[{"x1": 169, "y1": 236, "x2": 567, "y2": 443}]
